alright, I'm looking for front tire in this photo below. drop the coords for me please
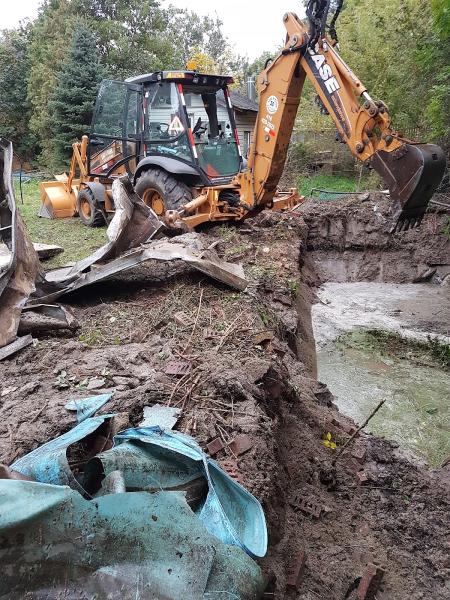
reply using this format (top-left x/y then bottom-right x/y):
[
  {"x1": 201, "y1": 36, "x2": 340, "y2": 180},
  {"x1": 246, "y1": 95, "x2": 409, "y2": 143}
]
[
  {"x1": 135, "y1": 168, "x2": 192, "y2": 215},
  {"x1": 77, "y1": 188, "x2": 105, "y2": 227}
]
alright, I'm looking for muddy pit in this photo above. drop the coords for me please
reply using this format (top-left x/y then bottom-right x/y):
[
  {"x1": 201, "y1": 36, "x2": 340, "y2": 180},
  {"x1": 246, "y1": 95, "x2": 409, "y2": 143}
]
[
  {"x1": 314, "y1": 284, "x2": 450, "y2": 467},
  {"x1": 1, "y1": 202, "x2": 449, "y2": 599}
]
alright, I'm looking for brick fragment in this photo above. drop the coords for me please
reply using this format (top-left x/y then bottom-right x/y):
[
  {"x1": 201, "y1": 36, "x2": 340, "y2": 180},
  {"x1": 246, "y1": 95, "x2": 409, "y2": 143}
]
[
  {"x1": 207, "y1": 437, "x2": 225, "y2": 456},
  {"x1": 219, "y1": 459, "x2": 243, "y2": 484},
  {"x1": 352, "y1": 444, "x2": 367, "y2": 463},
  {"x1": 348, "y1": 458, "x2": 365, "y2": 473},
  {"x1": 286, "y1": 550, "x2": 307, "y2": 591},
  {"x1": 173, "y1": 311, "x2": 191, "y2": 326},
  {"x1": 357, "y1": 563, "x2": 385, "y2": 599},
  {"x1": 331, "y1": 416, "x2": 357, "y2": 435},
  {"x1": 356, "y1": 471, "x2": 369, "y2": 486},
  {"x1": 228, "y1": 434, "x2": 253, "y2": 456},
  {"x1": 164, "y1": 359, "x2": 191, "y2": 376}
]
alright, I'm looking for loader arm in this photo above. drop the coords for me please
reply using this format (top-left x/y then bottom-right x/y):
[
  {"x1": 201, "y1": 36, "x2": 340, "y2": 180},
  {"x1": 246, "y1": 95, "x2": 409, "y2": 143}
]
[{"x1": 237, "y1": 11, "x2": 445, "y2": 231}]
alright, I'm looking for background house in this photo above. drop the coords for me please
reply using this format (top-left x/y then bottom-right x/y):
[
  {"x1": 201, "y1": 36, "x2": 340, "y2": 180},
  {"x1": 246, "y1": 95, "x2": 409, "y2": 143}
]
[{"x1": 227, "y1": 91, "x2": 258, "y2": 157}]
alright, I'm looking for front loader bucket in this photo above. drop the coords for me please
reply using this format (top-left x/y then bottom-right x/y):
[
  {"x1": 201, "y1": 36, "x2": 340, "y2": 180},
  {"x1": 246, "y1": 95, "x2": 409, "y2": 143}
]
[
  {"x1": 38, "y1": 179, "x2": 77, "y2": 219},
  {"x1": 371, "y1": 143, "x2": 446, "y2": 232}
]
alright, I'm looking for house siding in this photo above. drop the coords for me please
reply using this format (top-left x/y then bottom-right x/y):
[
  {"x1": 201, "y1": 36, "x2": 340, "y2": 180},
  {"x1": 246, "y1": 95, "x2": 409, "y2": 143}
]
[{"x1": 235, "y1": 112, "x2": 257, "y2": 156}]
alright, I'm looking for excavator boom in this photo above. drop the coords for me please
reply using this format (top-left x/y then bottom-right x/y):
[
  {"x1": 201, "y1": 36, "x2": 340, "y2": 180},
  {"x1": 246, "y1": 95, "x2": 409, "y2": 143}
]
[{"x1": 238, "y1": 8, "x2": 446, "y2": 230}]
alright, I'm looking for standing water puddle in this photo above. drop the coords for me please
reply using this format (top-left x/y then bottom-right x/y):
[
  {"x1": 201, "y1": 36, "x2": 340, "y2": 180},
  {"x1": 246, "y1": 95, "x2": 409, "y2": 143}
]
[{"x1": 313, "y1": 283, "x2": 450, "y2": 467}]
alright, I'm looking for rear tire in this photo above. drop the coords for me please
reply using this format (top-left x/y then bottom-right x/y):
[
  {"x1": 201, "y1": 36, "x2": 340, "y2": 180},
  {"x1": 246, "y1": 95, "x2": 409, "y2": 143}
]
[
  {"x1": 77, "y1": 188, "x2": 105, "y2": 227},
  {"x1": 135, "y1": 168, "x2": 192, "y2": 215}
]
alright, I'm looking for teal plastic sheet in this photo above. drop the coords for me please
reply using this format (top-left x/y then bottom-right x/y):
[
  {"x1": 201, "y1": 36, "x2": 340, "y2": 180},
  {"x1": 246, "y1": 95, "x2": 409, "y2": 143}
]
[
  {"x1": 0, "y1": 481, "x2": 265, "y2": 599},
  {"x1": 6, "y1": 419, "x2": 267, "y2": 597},
  {"x1": 10, "y1": 420, "x2": 267, "y2": 558},
  {"x1": 65, "y1": 392, "x2": 114, "y2": 422},
  {"x1": 111, "y1": 427, "x2": 268, "y2": 558},
  {"x1": 11, "y1": 414, "x2": 113, "y2": 493}
]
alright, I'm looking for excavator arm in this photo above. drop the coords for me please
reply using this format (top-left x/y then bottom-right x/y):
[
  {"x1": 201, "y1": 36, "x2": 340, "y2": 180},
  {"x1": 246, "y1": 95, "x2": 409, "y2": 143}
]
[{"x1": 238, "y1": 8, "x2": 446, "y2": 231}]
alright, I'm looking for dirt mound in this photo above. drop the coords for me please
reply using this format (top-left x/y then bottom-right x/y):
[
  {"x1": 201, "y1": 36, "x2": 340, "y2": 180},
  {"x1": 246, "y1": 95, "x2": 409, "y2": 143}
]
[
  {"x1": 298, "y1": 193, "x2": 450, "y2": 283},
  {"x1": 1, "y1": 212, "x2": 449, "y2": 598}
]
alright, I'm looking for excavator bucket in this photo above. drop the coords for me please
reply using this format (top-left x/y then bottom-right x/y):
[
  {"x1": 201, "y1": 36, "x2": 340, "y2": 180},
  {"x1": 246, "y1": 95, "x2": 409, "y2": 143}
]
[
  {"x1": 371, "y1": 143, "x2": 446, "y2": 232},
  {"x1": 38, "y1": 175, "x2": 77, "y2": 219}
]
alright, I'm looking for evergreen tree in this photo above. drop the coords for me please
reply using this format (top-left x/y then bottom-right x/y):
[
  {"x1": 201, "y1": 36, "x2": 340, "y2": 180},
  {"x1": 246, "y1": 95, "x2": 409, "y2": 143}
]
[
  {"x1": 0, "y1": 27, "x2": 35, "y2": 156},
  {"x1": 48, "y1": 24, "x2": 104, "y2": 168}
]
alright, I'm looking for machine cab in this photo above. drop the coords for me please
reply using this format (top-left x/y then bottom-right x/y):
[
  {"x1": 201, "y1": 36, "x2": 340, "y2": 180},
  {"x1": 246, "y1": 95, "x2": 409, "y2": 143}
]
[{"x1": 88, "y1": 71, "x2": 243, "y2": 185}]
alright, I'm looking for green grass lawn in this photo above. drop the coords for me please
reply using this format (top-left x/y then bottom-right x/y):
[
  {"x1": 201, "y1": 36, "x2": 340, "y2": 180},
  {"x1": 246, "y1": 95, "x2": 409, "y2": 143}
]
[
  {"x1": 14, "y1": 179, "x2": 107, "y2": 268},
  {"x1": 298, "y1": 173, "x2": 360, "y2": 197}
]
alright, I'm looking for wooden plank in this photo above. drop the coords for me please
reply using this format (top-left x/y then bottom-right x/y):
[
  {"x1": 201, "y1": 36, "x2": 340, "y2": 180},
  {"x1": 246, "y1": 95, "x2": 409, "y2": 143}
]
[{"x1": 0, "y1": 335, "x2": 33, "y2": 361}]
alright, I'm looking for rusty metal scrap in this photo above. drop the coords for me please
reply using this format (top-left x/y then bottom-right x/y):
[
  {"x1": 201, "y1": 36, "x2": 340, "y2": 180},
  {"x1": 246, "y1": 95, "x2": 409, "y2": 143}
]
[
  {"x1": 0, "y1": 139, "x2": 42, "y2": 349},
  {"x1": 29, "y1": 235, "x2": 248, "y2": 305},
  {"x1": 58, "y1": 176, "x2": 166, "y2": 280},
  {"x1": 29, "y1": 179, "x2": 248, "y2": 305}
]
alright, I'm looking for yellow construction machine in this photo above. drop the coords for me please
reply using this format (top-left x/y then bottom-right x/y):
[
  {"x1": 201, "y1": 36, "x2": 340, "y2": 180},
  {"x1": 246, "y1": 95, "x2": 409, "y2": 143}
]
[{"x1": 40, "y1": 1, "x2": 445, "y2": 232}]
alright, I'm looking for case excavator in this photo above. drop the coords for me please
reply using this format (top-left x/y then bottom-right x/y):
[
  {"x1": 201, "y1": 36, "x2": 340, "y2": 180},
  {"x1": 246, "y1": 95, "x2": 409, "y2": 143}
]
[{"x1": 39, "y1": 1, "x2": 446, "y2": 233}]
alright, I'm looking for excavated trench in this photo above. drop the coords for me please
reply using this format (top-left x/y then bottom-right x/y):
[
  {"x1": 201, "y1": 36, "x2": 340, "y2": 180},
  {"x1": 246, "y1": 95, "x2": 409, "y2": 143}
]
[
  {"x1": 0, "y1": 198, "x2": 449, "y2": 598},
  {"x1": 300, "y1": 194, "x2": 450, "y2": 468}
]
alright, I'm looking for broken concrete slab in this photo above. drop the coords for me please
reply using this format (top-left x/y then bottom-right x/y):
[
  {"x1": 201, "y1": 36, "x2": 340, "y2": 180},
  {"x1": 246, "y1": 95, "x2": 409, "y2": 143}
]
[
  {"x1": 18, "y1": 304, "x2": 78, "y2": 335},
  {"x1": 86, "y1": 377, "x2": 107, "y2": 391},
  {"x1": 140, "y1": 404, "x2": 181, "y2": 430},
  {"x1": 33, "y1": 243, "x2": 64, "y2": 260}
]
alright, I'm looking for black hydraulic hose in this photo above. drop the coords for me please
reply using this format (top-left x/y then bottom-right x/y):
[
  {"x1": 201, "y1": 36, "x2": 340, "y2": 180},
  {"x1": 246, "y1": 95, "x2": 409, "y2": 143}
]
[{"x1": 329, "y1": 0, "x2": 344, "y2": 42}]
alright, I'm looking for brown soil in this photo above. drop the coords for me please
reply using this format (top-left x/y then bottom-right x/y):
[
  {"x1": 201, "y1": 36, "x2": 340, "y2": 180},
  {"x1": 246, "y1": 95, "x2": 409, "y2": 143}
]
[
  {"x1": 299, "y1": 193, "x2": 450, "y2": 284},
  {"x1": 0, "y1": 208, "x2": 449, "y2": 599}
]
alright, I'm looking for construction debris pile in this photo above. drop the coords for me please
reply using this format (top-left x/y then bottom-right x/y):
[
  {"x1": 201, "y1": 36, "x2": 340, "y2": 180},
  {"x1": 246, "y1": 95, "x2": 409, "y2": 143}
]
[
  {"x1": 0, "y1": 139, "x2": 247, "y2": 361},
  {"x1": 1, "y1": 137, "x2": 449, "y2": 599}
]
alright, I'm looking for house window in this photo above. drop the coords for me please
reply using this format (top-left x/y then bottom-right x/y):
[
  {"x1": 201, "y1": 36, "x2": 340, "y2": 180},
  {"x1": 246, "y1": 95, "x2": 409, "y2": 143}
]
[{"x1": 244, "y1": 131, "x2": 251, "y2": 157}]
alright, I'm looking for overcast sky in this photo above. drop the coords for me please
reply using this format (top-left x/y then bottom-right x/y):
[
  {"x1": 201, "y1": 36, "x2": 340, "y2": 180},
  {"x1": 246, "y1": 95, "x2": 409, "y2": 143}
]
[{"x1": 3, "y1": 1, "x2": 305, "y2": 59}]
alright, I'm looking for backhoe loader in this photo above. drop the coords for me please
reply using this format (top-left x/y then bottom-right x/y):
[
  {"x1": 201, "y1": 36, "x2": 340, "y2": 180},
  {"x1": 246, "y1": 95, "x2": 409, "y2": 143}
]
[{"x1": 40, "y1": 1, "x2": 445, "y2": 232}]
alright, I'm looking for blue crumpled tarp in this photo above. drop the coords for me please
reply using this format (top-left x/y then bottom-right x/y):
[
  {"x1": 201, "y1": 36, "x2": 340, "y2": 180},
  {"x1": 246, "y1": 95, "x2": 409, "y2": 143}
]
[
  {"x1": 11, "y1": 413, "x2": 114, "y2": 493},
  {"x1": 110, "y1": 427, "x2": 268, "y2": 558},
  {"x1": 11, "y1": 419, "x2": 267, "y2": 559},
  {"x1": 0, "y1": 480, "x2": 264, "y2": 599},
  {"x1": 5, "y1": 415, "x2": 268, "y2": 597},
  {"x1": 65, "y1": 392, "x2": 114, "y2": 422}
]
